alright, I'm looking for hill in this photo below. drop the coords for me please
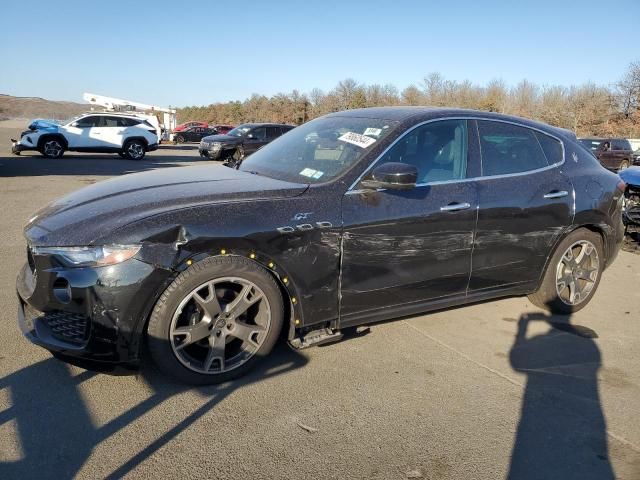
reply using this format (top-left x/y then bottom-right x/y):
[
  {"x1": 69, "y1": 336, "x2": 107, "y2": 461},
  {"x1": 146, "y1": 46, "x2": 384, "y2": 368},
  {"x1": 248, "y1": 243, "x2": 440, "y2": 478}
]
[{"x1": 0, "y1": 94, "x2": 89, "y2": 121}]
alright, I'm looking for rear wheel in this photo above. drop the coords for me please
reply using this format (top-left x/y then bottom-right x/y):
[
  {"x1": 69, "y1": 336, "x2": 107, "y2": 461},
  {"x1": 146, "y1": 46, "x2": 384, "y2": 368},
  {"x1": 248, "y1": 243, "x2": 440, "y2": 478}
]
[
  {"x1": 528, "y1": 228, "x2": 604, "y2": 314},
  {"x1": 40, "y1": 138, "x2": 65, "y2": 158},
  {"x1": 123, "y1": 139, "x2": 146, "y2": 160},
  {"x1": 147, "y1": 256, "x2": 284, "y2": 384}
]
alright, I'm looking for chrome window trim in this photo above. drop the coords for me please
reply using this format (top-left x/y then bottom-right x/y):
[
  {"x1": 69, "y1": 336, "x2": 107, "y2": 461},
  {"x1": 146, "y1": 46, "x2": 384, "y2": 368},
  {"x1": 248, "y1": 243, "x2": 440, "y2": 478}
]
[{"x1": 345, "y1": 116, "x2": 566, "y2": 194}]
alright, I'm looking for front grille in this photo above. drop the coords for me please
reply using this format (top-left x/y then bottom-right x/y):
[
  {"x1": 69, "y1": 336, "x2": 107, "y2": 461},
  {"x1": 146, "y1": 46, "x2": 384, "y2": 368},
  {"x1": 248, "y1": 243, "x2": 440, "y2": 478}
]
[{"x1": 24, "y1": 304, "x2": 90, "y2": 344}]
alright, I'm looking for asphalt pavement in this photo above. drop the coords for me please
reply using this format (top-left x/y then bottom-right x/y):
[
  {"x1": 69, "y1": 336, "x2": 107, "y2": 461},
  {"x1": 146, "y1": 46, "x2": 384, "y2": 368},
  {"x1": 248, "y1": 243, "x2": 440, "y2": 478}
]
[{"x1": 1, "y1": 142, "x2": 639, "y2": 479}]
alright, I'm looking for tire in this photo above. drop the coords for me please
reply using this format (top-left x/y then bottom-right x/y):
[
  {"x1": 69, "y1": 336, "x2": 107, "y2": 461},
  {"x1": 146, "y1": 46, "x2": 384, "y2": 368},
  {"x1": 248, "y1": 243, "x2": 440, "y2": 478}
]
[
  {"x1": 619, "y1": 159, "x2": 630, "y2": 171},
  {"x1": 39, "y1": 137, "x2": 65, "y2": 158},
  {"x1": 147, "y1": 256, "x2": 284, "y2": 385},
  {"x1": 528, "y1": 228, "x2": 604, "y2": 314},
  {"x1": 174, "y1": 135, "x2": 185, "y2": 144},
  {"x1": 123, "y1": 139, "x2": 146, "y2": 160}
]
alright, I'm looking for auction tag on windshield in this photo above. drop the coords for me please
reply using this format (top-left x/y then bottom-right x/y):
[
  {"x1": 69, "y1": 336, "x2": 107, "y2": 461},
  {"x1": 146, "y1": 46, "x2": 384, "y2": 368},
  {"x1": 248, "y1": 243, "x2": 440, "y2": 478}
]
[
  {"x1": 338, "y1": 132, "x2": 376, "y2": 149},
  {"x1": 363, "y1": 127, "x2": 382, "y2": 137}
]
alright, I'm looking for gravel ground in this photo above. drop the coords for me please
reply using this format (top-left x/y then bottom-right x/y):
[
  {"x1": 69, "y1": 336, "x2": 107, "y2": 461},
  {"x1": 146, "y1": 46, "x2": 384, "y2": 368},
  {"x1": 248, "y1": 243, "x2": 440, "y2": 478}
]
[{"x1": 1, "y1": 136, "x2": 639, "y2": 479}]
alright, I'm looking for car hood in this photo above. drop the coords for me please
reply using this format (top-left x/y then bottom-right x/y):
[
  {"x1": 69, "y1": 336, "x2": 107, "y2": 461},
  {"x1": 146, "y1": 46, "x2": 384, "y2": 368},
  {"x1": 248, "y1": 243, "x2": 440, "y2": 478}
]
[
  {"x1": 620, "y1": 166, "x2": 640, "y2": 187},
  {"x1": 25, "y1": 165, "x2": 308, "y2": 246},
  {"x1": 28, "y1": 119, "x2": 60, "y2": 132},
  {"x1": 201, "y1": 134, "x2": 241, "y2": 143}
]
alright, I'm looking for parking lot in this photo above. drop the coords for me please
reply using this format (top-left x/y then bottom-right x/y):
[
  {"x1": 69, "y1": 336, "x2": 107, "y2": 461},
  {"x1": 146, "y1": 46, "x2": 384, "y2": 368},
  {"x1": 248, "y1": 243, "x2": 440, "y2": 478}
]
[{"x1": 1, "y1": 133, "x2": 640, "y2": 479}]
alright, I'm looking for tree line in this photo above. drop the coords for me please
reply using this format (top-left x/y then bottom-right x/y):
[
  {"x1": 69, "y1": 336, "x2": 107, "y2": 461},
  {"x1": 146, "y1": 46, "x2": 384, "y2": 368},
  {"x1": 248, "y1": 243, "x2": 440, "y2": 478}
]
[{"x1": 178, "y1": 61, "x2": 640, "y2": 138}]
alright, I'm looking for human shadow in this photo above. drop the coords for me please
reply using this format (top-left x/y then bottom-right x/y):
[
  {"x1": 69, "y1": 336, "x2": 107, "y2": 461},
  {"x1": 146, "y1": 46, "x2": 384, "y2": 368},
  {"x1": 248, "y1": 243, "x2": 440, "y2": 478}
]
[
  {"x1": 0, "y1": 342, "x2": 308, "y2": 479},
  {"x1": 508, "y1": 312, "x2": 614, "y2": 479}
]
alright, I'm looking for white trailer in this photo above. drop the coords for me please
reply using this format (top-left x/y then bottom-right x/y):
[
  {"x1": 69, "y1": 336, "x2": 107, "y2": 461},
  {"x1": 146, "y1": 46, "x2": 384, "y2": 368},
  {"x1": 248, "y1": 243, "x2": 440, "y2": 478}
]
[{"x1": 82, "y1": 92, "x2": 176, "y2": 141}]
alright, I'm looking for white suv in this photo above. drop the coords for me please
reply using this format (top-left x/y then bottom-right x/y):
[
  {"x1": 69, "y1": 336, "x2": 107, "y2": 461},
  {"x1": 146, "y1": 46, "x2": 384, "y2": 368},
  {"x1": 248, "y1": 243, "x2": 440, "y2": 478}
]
[{"x1": 11, "y1": 113, "x2": 159, "y2": 160}]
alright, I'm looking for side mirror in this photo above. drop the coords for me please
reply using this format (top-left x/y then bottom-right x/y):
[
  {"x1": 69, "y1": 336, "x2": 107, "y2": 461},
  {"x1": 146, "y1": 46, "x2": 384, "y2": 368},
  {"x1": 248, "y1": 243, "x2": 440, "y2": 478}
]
[
  {"x1": 246, "y1": 133, "x2": 255, "y2": 139},
  {"x1": 360, "y1": 162, "x2": 418, "y2": 190},
  {"x1": 70, "y1": 122, "x2": 79, "y2": 127}
]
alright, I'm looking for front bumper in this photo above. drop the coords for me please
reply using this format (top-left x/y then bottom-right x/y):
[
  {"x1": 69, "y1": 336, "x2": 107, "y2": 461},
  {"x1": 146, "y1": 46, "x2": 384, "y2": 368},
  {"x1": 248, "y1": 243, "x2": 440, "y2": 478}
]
[
  {"x1": 11, "y1": 140, "x2": 35, "y2": 155},
  {"x1": 16, "y1": 253, "x2": 173, "y2": 370},
  {"x1": 198, "y1": 146, "x2": 223, "y2": 160}
]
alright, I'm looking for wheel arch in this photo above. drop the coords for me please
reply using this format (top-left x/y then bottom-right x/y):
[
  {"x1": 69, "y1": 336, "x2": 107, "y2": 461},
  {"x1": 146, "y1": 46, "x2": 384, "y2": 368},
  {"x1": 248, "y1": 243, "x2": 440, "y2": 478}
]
[
  {"x1": 135, "y1": 252, "x2": 301, "y2": 359},
  {"x1": 123, "y1": 136, "x2": 149, "y2": 149},
  {"x1": 37, "y1": 133, "x2": 68, "y2": 150},
  {"x1": 533, "y1": 223, "x2": 610, "y2": 293}
]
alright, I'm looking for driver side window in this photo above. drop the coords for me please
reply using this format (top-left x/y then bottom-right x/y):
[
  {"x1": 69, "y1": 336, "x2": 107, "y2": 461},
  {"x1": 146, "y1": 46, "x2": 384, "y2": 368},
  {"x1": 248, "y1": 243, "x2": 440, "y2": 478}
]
[
  {"x1": 377, "y1": 120, "x2": 468, "y2": 183},
  {"x1": 250, "y1": 127, "x2": 266, "y2": 141},
  {"x1": 75, "y1": 116, "x2": 102, "y2": 128}
]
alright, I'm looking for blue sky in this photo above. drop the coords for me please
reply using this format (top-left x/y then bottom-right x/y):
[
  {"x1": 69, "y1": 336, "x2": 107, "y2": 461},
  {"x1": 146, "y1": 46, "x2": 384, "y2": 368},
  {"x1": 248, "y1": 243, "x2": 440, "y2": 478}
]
[{"x1": 1, "y1": 0, "x2": 638, "y2": 107}]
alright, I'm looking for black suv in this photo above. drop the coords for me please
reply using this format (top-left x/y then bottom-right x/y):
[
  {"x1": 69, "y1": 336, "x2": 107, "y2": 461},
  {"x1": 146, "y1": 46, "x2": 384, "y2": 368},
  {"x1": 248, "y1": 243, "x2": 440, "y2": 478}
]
[
  {"x1": 578, "y1": 137, "x2": 635, "y2": 171},
  {"x1": 199, "y1": 123, "x2": 294, "y2": 161}
]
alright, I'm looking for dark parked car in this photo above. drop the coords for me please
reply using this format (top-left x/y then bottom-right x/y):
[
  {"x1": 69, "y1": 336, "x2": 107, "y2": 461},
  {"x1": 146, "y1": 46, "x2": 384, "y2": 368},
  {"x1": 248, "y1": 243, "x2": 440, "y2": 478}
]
[
  {"x1": 619, "y1": 167, "x2": 640, "y2": 228},
  {"x1": 174, "y1": 121, "x2": 208, "y2": 132},
  {"x1": 173, "y1": 126, "x2": 218, "y2": 144},
  {"x1": 578, "y1": 137, "x2": 634, "y2": 171},
  {"x1": 17, "y1": 107, "x2": 625, "y2": 384},
  {"x1": 199, "y1": 123, "x2": 294, "y2": 161}
]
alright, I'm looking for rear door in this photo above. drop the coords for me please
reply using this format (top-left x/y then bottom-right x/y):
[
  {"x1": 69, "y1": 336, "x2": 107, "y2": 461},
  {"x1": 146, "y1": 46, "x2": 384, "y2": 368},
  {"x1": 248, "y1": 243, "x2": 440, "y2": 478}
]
[
  {"x1": 469, "y1": 120, "x2": 573, "y2": 293},
  {"x1": 97, "y1": 116, "x2": 128, "y2": 148}
]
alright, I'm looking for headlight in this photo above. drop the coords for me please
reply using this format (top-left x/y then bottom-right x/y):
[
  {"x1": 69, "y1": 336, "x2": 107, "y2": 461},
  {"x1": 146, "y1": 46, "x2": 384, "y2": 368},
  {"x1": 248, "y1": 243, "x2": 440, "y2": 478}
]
[
  {"x1": 211, "y1": 142, "x2": 222, "y2": 150},
  {"x1": 32, "y1": 245, "x2": 141, "y2": 267}
]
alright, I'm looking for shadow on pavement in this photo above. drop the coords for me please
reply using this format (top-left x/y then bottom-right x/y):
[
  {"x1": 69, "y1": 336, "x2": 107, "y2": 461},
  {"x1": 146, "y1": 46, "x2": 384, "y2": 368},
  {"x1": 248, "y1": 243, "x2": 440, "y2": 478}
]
[
  {"x1": 0, "y1": 342, "x2": 307, "y2": 479},
  {"x1": 0, "y1": 149, "x2": 211, "y2": 178},
  {"x1": 508, "y1": 311, "x2": 614, "y2": 479}
]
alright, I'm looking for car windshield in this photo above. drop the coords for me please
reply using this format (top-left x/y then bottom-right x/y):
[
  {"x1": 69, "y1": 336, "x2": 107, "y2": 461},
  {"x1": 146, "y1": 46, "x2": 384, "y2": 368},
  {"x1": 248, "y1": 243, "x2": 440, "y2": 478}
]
[
  {"x1": 238, "y1": 116, "x2": 398, "y2": 183},
  {"x1": 227, "y1": 125, "x2": 252, "y2": 137},
  {"x1": 579, "y1": 138, "x2": 602, "y2": 151}
]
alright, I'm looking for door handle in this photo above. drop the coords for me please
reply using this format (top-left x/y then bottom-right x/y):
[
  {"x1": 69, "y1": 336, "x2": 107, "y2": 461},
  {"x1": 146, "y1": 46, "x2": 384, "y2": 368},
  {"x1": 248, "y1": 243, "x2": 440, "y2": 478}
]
[
  {"x1": 440, "y1": 202, "x2": 471, "y2": 212},
  {"x1": 543, "y1": 190, "x2": 568, "y2": 199}
]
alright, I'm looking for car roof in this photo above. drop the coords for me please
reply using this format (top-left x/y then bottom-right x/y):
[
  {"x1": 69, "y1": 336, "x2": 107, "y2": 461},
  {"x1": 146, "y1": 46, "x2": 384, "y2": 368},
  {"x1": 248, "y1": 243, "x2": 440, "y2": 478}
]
[
  {"x1": 79, "y1": 112, "x2": 146, "y2": 121},
  {"x1": 328, "y1": 106, "x2": 574, "y2": 139}
]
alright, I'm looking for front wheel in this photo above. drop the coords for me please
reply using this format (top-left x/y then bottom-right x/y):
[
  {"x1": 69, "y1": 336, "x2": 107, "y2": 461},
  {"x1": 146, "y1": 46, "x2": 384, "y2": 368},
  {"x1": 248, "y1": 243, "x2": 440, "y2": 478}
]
[
  {"x1": 147, "y1": 256, "x2": 284, "y2": 384},
  {"x1": 123, "y1": 139, "x2": 146, "y2": 160},
  {"x1": 619, "y1": 159, "x2": 630, "y2": 171},
  {"x1": 174, "y1": 135, "x2": 185, "y2": 144},
  {"x1": 40, "y1": 138, "x2": 65, "y2": 158},
  {"x1": 232, "y1": 146, "x2": 244, "y2": 162},
  {"x1": 528, "y1": 228, "x2": 604, "y2": 314}
]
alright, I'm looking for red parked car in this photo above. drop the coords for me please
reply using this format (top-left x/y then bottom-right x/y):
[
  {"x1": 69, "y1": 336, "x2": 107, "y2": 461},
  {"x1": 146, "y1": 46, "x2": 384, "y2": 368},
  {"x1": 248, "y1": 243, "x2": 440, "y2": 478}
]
[
  {"x1": 174, "y1": 121, "x2": 208, "y2": 132},
  {"x1": 211, "y1": 124, "x2": 235, "y2": 134}
]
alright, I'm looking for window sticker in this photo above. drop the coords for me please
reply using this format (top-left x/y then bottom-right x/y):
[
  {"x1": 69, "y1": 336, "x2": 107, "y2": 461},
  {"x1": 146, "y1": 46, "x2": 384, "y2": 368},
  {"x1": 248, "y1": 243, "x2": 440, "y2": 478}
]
[
  {"x1": 299, "y1": 168, "x2": 317, "y2": 178},
  {"x1": 363, "y1": 127, "x2": 382, "y2": 137},
  {"x1": 338, "y1": 132, "x2": 376, "y2": 149},
  {"x1": 311, "y1": 170, "x2": 324, "y2": 179}
]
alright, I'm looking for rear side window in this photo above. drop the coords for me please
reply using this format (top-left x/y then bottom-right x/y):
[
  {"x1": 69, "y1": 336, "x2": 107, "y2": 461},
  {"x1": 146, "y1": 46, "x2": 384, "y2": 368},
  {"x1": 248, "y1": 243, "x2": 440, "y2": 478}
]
[
  {"x1": 266, "y1": 126, "x2": 280, "y2": 139},
  {"x1": 478, "y1": 121, "x2": 549, "y2": 176},
  {"x1": 535, "y1": 131, "x2": 563, "y2": 165},
  {"x1": 118, "y1": 117, "x2": 140, "y2": 127},
  {"x1": 611, "y1": 139, "x2": 631, "y2": 151}
]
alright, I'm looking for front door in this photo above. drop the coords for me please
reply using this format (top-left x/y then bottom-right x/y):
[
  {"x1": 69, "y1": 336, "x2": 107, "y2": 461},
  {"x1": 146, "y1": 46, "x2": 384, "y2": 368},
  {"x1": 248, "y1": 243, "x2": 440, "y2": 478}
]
[
  {"x1": 469, "y1": 120, "x2": 573, "y2": 293},
  {"x1": 244, "y1": 127, "x2": 267, "y2": 155},
  {"x1": 340, "y1": 119, "x2": 478, "y2": 322}
]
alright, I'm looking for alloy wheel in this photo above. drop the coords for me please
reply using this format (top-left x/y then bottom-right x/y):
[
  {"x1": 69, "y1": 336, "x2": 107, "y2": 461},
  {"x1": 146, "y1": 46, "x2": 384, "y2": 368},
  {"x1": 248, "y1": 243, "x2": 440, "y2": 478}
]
[
  {"x1": 169, "y1": 277, "x2": 271, "y2": 374},
  {"x1": 555, "y1": 240, "x2": 600, "y2": 306},
  {"x1": 43, "y1": 140, "x2": 63, "y2": 157},
  {"x1": 127, "y1": 142, "x2": 144, "y2": 159}
]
